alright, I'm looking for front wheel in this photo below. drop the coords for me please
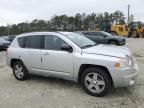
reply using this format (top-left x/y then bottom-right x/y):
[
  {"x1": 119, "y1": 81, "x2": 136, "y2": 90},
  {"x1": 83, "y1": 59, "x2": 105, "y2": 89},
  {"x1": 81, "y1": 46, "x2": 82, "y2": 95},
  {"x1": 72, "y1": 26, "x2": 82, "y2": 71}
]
[
  {"x1": 81, "y1": 67, "x2": 111, "y2": 97},
  {"x1": 12, "y1": 61, "x2": 29, "y2": 81}
]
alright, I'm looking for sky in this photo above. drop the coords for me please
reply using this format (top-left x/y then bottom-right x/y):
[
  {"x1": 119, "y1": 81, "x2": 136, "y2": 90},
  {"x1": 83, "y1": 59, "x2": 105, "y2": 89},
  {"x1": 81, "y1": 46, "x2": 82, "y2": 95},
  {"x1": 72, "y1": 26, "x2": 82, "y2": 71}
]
[{"x1": 0, "y1": 0, "x2": 143, "y2": 26}]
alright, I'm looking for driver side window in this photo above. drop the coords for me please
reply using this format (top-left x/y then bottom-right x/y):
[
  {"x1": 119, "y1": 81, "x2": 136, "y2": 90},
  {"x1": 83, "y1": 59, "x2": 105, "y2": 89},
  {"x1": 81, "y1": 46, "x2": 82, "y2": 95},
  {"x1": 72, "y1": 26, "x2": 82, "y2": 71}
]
[{"x1": 45, "y1": 35, "x2": 67, "y2": 51}]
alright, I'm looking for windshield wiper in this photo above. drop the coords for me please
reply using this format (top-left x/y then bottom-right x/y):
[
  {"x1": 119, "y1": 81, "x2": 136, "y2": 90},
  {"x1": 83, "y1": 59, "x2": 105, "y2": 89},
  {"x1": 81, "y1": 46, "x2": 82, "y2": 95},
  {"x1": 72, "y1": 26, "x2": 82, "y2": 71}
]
[{"x1": 81, "y1": 44, "x2": 96, "y2": 49}]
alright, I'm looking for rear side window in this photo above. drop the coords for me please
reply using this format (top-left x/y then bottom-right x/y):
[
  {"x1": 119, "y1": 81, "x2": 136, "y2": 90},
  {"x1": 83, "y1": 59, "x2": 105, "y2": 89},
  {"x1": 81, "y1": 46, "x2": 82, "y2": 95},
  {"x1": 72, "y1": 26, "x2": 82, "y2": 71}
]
[
  {"x1": 29, "y1": 36, "x2": 42, "y2": 49},
  {"x1": 18, "y1": 35, "x2": 43, "y2": 49},
  {"x1": 28, "y1": 36, "x2": 42, "y2": 49}
]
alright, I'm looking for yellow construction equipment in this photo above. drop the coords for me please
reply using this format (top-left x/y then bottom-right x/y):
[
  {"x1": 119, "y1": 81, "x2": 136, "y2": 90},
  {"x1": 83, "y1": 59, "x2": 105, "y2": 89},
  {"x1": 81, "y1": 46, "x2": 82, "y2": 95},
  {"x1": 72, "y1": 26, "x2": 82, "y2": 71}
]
[
  {"x1": 95, "y1": 21, "x2": 144, "y2": 38},
  {"x1": 128, "y1": 22, "x2": 144, "y2": 38},
  {"x1": 111, "y1": 24, "x2": 129, "y2": 37},
  {"x1": 110, "y1": 22, "x2": 144, "y2": 38}
]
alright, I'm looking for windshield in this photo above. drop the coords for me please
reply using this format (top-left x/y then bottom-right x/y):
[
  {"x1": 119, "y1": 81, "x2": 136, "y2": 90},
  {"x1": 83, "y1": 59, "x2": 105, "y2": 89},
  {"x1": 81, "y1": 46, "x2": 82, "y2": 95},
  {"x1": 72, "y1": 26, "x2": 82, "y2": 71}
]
[
  {"x1": 64, "y1": 32, "x2": 96, "y2": 48},
  {"x1": 101, "y1": 31, "x2": 113, "y2": 36}
]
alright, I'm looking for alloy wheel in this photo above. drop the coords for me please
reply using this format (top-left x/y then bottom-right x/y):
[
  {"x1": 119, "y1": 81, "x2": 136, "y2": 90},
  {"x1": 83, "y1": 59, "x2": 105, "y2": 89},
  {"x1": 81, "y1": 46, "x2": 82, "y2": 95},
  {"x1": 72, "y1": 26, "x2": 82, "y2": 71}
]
[
  {"x1": 84, "y1": 72, "x2": 105, "y2": 93},
  {"x1": 14, "y1": 64, "x2": 24, "y2": 79}
]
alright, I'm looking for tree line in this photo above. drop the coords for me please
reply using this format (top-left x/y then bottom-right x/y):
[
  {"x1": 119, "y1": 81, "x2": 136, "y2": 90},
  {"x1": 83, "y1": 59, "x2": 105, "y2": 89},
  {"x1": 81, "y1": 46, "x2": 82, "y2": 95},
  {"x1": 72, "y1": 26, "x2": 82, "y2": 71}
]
[{"x1": 0, "y1": 10, "x2": 127, "y2": 36}]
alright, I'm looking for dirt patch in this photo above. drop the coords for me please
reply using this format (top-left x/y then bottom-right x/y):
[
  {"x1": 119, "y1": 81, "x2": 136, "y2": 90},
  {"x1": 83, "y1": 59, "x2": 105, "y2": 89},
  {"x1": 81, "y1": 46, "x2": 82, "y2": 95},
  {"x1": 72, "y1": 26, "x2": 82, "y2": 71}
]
[
  {"x1": 0, "y1": 65, "x2": 5, "y2": 69},
  {"x1": 133, "y1": 53, "x2": 144, "y2": 57}
]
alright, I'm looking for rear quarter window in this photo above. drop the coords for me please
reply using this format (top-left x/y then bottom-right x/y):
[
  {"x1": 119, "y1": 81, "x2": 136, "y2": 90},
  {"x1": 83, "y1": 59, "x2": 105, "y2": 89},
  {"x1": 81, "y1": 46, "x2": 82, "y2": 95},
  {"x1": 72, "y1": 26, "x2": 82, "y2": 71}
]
[
  {"x1": 18, "y1": 37, "x2": 26, "y2": 48},
  {"x1": 85, "y1": 32, "x2": 102, "y2": 36}
]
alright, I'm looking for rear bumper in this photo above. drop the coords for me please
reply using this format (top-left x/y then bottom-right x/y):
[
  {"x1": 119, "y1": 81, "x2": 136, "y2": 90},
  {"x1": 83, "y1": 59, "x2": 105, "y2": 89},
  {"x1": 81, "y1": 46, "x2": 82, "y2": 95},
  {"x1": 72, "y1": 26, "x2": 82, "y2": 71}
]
[{"x1": 111, "y1": 62, "x2": 138, "y2": 88}]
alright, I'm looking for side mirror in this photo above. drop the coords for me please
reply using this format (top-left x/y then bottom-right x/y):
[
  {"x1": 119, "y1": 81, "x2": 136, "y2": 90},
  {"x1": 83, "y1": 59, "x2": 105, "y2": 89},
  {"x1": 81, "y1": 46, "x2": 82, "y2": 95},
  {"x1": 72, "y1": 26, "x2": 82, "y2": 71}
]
[{"x1": 61, "y1": 44, "x2": 73, "y2": 52}]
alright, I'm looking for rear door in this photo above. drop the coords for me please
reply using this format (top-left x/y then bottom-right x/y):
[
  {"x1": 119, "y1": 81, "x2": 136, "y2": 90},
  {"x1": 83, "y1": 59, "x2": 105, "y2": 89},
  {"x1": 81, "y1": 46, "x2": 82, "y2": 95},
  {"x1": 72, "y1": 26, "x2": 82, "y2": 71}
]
[{"x1": 22, "y1": 35, "x2": 43, "y2": 72}]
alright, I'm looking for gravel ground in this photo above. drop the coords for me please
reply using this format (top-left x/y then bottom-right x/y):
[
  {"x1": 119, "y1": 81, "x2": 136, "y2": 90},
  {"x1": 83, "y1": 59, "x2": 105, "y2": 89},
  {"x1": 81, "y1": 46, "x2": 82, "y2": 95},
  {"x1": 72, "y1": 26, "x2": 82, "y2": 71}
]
[{"x1": 0, "y1": 39, "x2": 144, "y2": 108}]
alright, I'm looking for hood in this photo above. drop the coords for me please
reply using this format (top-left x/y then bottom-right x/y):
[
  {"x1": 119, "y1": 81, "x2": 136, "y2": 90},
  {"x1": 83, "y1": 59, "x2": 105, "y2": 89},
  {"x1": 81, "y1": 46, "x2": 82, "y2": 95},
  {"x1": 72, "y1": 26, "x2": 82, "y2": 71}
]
[
  {"x1": 108, "y1": 35, "x2": 125, "y2": 40},
  {"x1": 113, "y1": 35, "x2": 125, "y2": 39},
  {"x1": 0, "y1": 38, "x2": 10, "y2": 43},
  {"x1": 82, "y1": 44, "x2": 131, "y2": 58},
  {"x1": 4, "y1": 40, "x2": 10, "y2": 44}
]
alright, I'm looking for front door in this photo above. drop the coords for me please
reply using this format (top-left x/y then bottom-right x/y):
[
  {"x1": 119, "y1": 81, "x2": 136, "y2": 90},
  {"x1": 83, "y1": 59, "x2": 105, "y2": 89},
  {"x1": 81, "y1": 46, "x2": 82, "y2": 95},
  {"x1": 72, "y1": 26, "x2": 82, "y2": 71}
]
[{"x1": 41, "y1": 35, "x2": 74, "y2": 79}]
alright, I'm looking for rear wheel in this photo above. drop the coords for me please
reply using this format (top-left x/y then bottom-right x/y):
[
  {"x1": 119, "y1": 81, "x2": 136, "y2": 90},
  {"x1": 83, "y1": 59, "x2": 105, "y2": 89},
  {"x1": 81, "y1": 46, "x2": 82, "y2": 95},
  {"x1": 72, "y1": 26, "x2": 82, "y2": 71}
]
[
  {"x1": 130, "y1": 31, "x2": 140, "y2": 38},
  {"x1": 12, "y1": 61, "x2": 29, "y2": 81},
  {"x1": 81, "y1": 67, "x2": 111, "y2": 97}
]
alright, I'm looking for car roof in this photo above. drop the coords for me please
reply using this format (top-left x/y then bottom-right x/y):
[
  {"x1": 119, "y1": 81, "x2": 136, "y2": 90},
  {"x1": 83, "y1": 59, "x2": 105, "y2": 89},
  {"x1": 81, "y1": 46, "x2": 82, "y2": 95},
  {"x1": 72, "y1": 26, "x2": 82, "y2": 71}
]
[
  {"x1": 59, "y1": 31, "x2": 75, "y2": 35},
  {"x1": 16, "y1": 32, "x2": 56, "y2": 38},
  {"x1": 16, "y1": 31, "x2": 75, "y2": 38},
  {"x1": 85, "y1": 31, "x2": 102, "y2": 33}
]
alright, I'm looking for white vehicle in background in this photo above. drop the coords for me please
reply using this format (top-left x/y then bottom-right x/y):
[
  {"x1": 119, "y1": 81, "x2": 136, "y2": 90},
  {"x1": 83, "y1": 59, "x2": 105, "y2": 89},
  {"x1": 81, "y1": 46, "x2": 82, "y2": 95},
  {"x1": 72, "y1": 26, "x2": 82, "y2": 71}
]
[{"x1": 6, "y1": 32, "x2": 138, "y2": 97}]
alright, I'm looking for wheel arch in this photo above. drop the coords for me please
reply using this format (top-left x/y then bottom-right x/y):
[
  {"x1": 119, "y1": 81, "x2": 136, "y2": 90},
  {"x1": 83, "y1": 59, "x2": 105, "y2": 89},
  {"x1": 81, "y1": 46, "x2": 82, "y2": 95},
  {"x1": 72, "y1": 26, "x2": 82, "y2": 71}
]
[
  {"x1": 10, "y1": 58, "x2": 23, "y2": 68},
  {"x1": 78, "y1": 64, "x2": 114, "y2": 87}
]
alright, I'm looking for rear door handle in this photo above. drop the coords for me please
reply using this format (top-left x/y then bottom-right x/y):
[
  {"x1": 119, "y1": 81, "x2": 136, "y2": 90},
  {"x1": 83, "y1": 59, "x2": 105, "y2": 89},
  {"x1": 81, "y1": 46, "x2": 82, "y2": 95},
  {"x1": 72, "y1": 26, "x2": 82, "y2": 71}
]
[{"x1": 42, "y1": 52, "x2": 50, "y2": 55}]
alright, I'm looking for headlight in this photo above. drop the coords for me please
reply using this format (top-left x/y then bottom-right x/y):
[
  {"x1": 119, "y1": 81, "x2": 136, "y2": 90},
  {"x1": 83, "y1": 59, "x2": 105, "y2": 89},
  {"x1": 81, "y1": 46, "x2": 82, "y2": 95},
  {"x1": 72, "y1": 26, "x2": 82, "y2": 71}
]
[{"x1": 114, "y1": 55, "x2": 133, "y2": 68}]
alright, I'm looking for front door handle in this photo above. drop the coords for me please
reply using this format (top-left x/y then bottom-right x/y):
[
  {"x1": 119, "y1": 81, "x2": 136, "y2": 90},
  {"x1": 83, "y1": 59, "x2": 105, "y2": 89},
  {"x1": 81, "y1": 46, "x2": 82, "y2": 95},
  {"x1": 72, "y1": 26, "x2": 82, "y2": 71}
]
[{"x1": 42, "y1": 52, "x2": 50, "y2": 55}]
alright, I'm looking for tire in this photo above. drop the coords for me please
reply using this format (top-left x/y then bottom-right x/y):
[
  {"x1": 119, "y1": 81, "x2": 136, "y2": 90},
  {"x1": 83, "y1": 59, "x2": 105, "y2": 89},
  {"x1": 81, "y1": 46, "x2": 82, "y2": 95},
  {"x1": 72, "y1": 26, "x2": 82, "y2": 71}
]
[
  {"x1": 131, "y1": 31, "x2": 139, "y2": 38},
  {"x1": 81, "y1": 67, "x2": 111, "y2": 97},
  {"x1": 109, "y1": 40, "x2": 118, "y2": 45},
  {"x1": 12, "y1": 61, "x2": 29, "y2": 81}
]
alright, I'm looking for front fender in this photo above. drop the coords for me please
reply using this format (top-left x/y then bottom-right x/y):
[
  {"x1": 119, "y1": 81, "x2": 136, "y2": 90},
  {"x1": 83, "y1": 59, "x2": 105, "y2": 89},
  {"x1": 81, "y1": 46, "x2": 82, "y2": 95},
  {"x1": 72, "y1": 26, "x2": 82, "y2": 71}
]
[{"x1": 73, "y1": 53, "x2": 120, "y2": 81}]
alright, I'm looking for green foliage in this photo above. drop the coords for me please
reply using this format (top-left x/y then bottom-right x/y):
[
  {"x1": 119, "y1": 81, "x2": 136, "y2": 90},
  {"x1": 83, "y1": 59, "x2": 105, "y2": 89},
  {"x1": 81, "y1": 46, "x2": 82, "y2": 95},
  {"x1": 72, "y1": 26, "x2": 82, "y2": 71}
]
[{"x1": 0, "y1": 11, "x2": 126, "y2": 36}]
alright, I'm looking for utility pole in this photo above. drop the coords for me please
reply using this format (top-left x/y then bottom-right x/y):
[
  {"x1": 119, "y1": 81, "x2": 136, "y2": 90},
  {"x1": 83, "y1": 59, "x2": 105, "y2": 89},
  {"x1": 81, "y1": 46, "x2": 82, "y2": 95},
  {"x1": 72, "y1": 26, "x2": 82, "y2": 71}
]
[{"x1": 128, "y1": 4, "x2": 130, "y2": 24}]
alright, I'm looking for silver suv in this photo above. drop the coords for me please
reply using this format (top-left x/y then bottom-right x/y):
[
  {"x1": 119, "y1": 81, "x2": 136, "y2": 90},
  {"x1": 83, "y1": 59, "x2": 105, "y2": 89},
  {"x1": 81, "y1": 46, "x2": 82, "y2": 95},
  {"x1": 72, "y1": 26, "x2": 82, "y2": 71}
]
[{"x1": 7, "y1": 32, "x2": 138, "y2": 97}]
